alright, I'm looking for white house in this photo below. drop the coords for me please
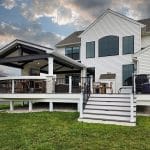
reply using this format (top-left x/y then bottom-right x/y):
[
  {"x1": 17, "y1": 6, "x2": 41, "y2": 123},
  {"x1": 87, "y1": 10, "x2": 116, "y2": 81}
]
[
  {"x1": 0, "y1": 9, "x2": 150, "y2": 126},
  {"x1": 56, "y1": 9, "x2": 148, "y2": 94}
]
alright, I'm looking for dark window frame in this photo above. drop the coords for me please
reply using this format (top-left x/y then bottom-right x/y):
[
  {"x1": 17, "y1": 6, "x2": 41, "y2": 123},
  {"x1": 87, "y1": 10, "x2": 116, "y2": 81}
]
[
  {"x1": 122, "y1": 35, "x2": 134, "y2": 55},
  {"x1": 98, "y1": 35, "x2": 119, "y2": 57},
  {"x1": 65, "y1": 46, "x2": 80, "y2": 60},
  {"x1": 122, "y1": 64, "x2": 134, "y2": 86},
  {"x1": 86, "y1": 41, "x2": 95, "y2": 58}
]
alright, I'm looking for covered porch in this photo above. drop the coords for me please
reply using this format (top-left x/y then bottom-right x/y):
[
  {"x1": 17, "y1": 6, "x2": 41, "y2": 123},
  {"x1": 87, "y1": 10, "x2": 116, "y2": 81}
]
[
  {"x1": 0, "y1": 40, "x2": 88, "y2": 114},
  {"x1": 0, "y1": 40, "x2": 88, "y2": 94}
]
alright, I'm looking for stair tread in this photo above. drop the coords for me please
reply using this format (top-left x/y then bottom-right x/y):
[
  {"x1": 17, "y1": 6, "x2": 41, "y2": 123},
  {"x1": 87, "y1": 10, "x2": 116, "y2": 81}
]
[
  {"x1": 83, "y1": 110, "x2": 136, "y2": 116},
  {"x1": 82, "y1": 114, "x2": 135, "y2": 122},
  {"x1": 81, "y1": 118, "x2": 136, "y2": 123}
]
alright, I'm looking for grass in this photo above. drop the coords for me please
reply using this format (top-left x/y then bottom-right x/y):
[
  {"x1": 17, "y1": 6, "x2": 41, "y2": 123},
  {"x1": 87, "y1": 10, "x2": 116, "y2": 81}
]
[
  {"x1": 0, "y1": 112, "x2": 149, "y2": 150},
  {"x1": 0, "y1": 104, "x2": 22, "y2": 110}
]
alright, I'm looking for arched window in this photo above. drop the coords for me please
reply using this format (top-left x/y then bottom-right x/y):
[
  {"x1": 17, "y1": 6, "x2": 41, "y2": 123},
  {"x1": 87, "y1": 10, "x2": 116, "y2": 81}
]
[{"x1": 99, "y1": 35, "x2": 119, "y2": 57}]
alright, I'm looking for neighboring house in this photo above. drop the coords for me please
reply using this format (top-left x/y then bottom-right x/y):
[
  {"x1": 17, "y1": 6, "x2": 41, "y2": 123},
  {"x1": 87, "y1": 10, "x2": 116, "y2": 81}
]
[{"x1": 55, "y1": 9, "x2": 150, "y2": 93}]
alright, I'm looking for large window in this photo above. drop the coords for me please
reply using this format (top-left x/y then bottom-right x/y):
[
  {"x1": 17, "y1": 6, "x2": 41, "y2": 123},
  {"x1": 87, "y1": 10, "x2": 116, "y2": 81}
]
[
  {"x1": 86, "y1": 41, "x2": 95, "y2": 58},
  {"x1": 99, "y1": 35, "x2": 119, "y2": 57},
  {"x1": 65, "y1": 46, "x2": 80, "y2": 60},
  {"x1": 122, "y1": 64, "x2": 134, "y2": 86},
  {"x1": 123, "y1": 36, "x2": 134, "y2": 54}
]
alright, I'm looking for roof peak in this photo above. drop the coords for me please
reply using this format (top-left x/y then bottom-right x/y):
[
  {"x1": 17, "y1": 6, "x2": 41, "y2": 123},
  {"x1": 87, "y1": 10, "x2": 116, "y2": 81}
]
[{"x1": 80, "y1": 9, "x2": 145, "y2": 37}]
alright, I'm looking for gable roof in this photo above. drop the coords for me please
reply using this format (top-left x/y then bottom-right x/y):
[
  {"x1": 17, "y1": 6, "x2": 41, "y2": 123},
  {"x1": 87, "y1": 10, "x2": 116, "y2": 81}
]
[
  {"x1": 55, "y1": 31, "x2": 84, "y2": 47},
  {"x1": 0, "y1": 39, "x2": 53, "y2": 55},
  {"x1": 0, "y1": 39, "x2": 85, "y2": 69},
  {"x1": 80, "y1": 9, "x2": 145, "y2": 37}
]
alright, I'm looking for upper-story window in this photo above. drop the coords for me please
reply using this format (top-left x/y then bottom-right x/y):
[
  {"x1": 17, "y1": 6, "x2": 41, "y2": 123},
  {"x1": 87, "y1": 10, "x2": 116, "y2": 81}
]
[
  {"x1": 99, "y1": 35, "x2": 119, "y2": 57},
  {"x1": 122, "y1": 64, "x2": 134, "y2": 86},
  {"x1": 123, "y1": 36, "x2": 134, "y2": 54},
  {"x1": 86, "y1": 41, "x2": 95, "y2": 58},
  {"x1": 65, "y1": 46, "x2": 80, "y2": 60}
]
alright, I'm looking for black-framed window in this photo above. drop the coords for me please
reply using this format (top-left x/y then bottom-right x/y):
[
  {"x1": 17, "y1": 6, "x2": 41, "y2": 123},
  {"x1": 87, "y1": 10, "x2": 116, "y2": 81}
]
[
  {"x1": 99, "y1": 35, "x2": 119, "y2": 57},
  {"x1": 65, "y1": 46, "x2": 80, "y2": 60},
  {"x1": 123, "y1": 36, "x2": 134, "y2": 54},
  {"x1": 86, "y1": 41, "x2": 95, "y2": 58},
  {"x1": 122, "y1": 64, "x2": 134, "y2": 86}
]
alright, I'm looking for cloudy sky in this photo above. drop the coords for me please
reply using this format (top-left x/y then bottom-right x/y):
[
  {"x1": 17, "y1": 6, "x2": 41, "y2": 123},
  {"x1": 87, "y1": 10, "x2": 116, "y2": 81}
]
[{"x1": 0, "y1": 0, "x2": 150, "y2": 50}]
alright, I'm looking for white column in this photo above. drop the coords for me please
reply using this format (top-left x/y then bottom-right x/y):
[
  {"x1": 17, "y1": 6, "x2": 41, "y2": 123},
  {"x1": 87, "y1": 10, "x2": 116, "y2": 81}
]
[
  {"x1": 81, "y1": 67, "x2": 87, "y2": 88},
  {"x1": 79, "y1": 93, "x2": 83, "y2": 118},
  {"x1": 49, "y1": 102, "x2": 53, "y2": 112},
  {"x1": 90, "y1": 75, "x2": 93, "y2": 94},
  {"x1": 69, "y1": 76, "x2": 72, "y2": 93},
  {"x1": 81, "y1": 67, "x2": 86, "y2": 78},
  {"x1": 48, "y1": 57, "x2": 54, "y2": 75},
  {"x1": 12, "y1": 79, "x2": 15, "y2": 94},
  {"x1": 29, "y1": 101, "x2": 32, "y2": 112},
  {"x1": 46, "y1": 76, "x2": 54, "y2": 93},
  {"x1": 10, "y1": 101, "x2": 14, "y2": 111},
  {"x1": 130, "y1": 94, "x2": 134, "y2": 122}
]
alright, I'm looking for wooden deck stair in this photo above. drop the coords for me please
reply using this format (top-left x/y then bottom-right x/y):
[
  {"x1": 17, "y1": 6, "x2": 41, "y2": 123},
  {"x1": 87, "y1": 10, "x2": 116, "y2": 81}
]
[{"x1": 79, "y1": 94, "x2": 136, "y2": 126}]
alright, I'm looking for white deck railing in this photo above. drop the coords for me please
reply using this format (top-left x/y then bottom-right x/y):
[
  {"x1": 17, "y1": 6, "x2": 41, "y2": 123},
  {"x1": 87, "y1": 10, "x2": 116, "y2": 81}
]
[
  {"x1": 0, "y1": 76, "x2": 91, "y2": 94},
  {"x1": 0, "y1": 76, "x2": 47, "y2": 94}
]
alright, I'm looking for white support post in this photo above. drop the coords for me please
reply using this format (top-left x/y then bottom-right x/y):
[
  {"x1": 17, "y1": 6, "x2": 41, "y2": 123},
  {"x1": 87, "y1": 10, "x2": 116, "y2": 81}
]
[
  {"x1": 130, "y1": 94, "x2": 134, "y2": 122},
  {"x1": 69, "y1": 76, "x2": 72, "y2": 93},
  {"x1": 29, "y1": 101, "x2": 32, "y2": 112},
  {"x1": 48, "y1": 57, "x2": 54, "y2": 76},
  {"x1": 90, "y1": 75, "x2": 93, "y2": 94},
  {"x1": 46, "y1": 76, "x2": 54, "y2": 93},
  {"x1": 10, "y1": 101, "x2": 14, "y2": 111},
  {"x1": 81, "y1": 67, "x2": 87, "y2": 87},
  {"x1": 49, "y1": 102, "x2": 53, "y2": 112},
  {"x1": 79, "y1": 93, "x2": 83, "y2": 118},
  {"x1": 12, "y1": 79, "x2": 15, "y2": 94},
  {"x1": 81, "y1": 67, "x2": 86, "y2": 78}
]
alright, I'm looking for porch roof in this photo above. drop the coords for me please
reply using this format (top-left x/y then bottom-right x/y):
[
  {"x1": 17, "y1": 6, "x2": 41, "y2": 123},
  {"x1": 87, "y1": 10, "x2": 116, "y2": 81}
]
[{"x1": 0, "y1": 39, "x2": 85, "y2": 73}]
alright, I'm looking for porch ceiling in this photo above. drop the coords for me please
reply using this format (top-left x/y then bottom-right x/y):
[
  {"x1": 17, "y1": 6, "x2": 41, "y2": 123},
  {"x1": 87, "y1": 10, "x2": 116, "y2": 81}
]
[{"x1": 0, "y1": 39, "x2": 85, "y2": 73}]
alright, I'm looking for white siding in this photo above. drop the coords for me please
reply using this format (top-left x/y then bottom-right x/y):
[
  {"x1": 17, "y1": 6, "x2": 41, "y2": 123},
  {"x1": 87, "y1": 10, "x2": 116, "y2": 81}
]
[
  {"x1": 137, "y1": 47, "x2": 150, "y2": 74},
  {"x1": 141, "y1": 35, "x2": 150, "y2": 48},
  {"x1": 80, "y1": 12, "x2": 141, "y2": 91}
]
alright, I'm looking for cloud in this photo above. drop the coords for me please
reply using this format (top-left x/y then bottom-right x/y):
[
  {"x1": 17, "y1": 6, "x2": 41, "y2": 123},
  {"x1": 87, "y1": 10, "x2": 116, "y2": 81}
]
[
  {"x1": 1, "y1": 0, "x2": 149, "y2": 29},
  {"x1": 18, "y1": 0, "x2": 150, "y2": 29},
  {"x1": 0, "y1": 0, "x2": 150, "y2": 50},
  {"x1": 0, "y1": 21, "x2": 62, "y2": 49},
  {"x1": 20, "y1": 0, "x2": 79, "y2": 26},
  {"x1": 1, "y1": 0, "x2": 16, "y2": 9}
]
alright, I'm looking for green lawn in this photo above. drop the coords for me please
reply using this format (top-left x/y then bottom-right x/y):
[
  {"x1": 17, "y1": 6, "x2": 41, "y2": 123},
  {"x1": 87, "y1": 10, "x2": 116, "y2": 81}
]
[{"x1": 0, "y1": 112, "x2": 149, "y2": 150}]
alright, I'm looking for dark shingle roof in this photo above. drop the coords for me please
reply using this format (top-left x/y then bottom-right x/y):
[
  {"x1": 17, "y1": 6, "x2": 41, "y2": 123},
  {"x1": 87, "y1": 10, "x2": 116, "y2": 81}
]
[
  {"x1": 56, "y1": 31, "x2": 84, "y2": 47},
  {"x1": 138, "y1": 18, "x2": 150, "y2": 32},
  {"x1": 100, "y1": 74, "x2": 116, "y2": 79}
]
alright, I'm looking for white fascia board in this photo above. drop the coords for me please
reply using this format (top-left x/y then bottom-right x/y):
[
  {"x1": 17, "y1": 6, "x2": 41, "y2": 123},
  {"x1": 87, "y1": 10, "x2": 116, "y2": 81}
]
[{"x1": 56, "y1": 42, "x2": 81, "y2": 48}]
